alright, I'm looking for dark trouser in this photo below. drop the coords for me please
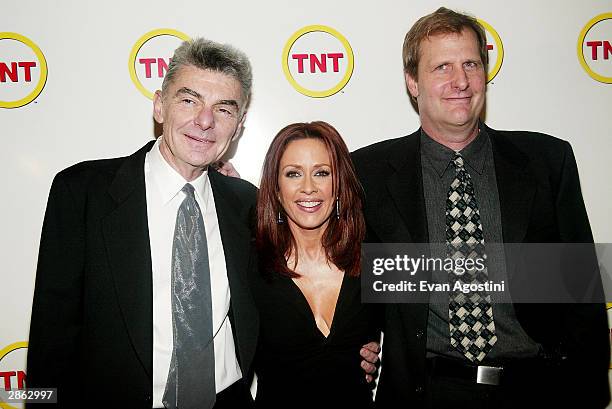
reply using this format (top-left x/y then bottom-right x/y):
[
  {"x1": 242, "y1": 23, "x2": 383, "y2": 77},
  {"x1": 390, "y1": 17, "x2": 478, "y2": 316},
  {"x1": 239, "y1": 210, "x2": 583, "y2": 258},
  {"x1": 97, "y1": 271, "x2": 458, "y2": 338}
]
[
  {"x1": 154, "y1": 380, "x2": 254, "y2": 409},
  {"x1": 424, "y1": 357, "x2": 561, "y2": 409},
  {"x1": 213, "y1": 379, "x2": 254, "y2": 409}
]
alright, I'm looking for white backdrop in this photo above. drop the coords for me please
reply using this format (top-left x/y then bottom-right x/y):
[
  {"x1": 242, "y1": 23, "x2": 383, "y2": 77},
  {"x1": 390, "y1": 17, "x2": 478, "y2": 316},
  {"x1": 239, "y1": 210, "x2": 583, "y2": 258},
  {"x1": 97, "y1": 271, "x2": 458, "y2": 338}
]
[{"x1": 1, "y1": 0, "x2": 611, "y2": 401}]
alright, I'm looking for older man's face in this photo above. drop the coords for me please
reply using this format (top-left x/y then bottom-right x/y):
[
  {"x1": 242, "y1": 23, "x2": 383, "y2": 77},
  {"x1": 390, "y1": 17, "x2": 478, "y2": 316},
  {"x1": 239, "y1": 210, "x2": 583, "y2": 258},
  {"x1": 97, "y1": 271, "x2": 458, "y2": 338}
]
[
  {"x1": 406, "y1": 29, "x2": 486, "y2": 142},
  {"x1": 153, "y1": 65, "x2": 245, "y2": 181}
]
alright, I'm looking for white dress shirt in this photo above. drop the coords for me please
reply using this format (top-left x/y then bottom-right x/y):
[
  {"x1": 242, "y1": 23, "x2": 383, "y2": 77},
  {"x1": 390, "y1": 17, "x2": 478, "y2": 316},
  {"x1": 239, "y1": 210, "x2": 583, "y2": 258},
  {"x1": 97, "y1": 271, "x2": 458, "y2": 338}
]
[{"x1": 145, "y1": 138, "x2": 242, "y2": 408}]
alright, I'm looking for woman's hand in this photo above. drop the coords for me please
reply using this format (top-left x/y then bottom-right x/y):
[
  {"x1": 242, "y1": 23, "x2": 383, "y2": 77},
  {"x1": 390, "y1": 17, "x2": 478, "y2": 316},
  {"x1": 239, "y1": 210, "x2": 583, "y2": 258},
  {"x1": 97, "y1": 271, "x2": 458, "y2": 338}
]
[
  {"x1": 360, "y1": 341, "x2": 381, "y2": 383},
  {"x1": 213, "y1": 160, "x2": 240, "y2": 178}
]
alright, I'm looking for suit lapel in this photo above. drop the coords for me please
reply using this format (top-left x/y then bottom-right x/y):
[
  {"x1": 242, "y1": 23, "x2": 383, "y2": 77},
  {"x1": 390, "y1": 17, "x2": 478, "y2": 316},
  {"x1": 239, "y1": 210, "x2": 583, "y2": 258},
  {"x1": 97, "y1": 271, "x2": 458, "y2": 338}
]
[
  {"x1": 488, "y1": 126, "x2": 536, "y2": 245},
  {"x1": 208, "y1": 170, "x2": 257, "y2": 372},
  {"x1": 384, "y1": 131, "x2": 429, "y2": 244},
  {"x1": 102, "y1": 141, "x2": 155, "y2": 378},
  {"x1": 382, "y1": 132, "x2": 431, "y2": 319}
]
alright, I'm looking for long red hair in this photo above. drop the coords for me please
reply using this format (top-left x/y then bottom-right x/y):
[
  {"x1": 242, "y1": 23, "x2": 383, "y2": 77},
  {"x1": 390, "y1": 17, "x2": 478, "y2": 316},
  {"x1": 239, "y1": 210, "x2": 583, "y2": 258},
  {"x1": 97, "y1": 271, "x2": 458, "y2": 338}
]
[{"x1": 256, "y1": 121, "x2": 365, "y2": 278}]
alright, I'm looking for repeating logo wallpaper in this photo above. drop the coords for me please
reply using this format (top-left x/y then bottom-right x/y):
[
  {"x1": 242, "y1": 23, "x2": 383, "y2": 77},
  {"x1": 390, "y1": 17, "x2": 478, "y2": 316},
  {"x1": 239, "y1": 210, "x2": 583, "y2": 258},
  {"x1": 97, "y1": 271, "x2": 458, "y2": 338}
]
[
  {"x1": 0, "y1": 33, "x2": 47, "y2": 109},
  {"x1": 282, "y1": 25, "x2": 354, "y2": 98},
  {"x1": 0, "y1": 342, "x2": 27, "y2": 409},
  {"x1": 578, "y1": 13, "x2": 612, "y2": 84},
  {"x1": 129, "y1": 28, "x2": 190, "y2": 99}
]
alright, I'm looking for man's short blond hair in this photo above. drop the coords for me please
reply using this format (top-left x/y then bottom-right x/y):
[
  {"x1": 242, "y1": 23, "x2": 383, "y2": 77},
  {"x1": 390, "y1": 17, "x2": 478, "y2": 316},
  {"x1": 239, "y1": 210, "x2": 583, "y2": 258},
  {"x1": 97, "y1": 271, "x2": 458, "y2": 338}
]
[{"x1": 403, "y1": 7, "x2": 488, "y2": 80}]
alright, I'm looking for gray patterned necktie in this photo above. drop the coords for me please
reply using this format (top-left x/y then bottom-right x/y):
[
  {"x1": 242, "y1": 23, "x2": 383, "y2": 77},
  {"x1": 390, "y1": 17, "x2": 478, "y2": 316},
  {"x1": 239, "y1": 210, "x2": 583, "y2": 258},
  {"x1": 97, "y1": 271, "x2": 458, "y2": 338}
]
[
  {"x1": 163, "y1": 183, "x2": 216, "y2": 409},
  {"x1": 446, "y1": 153, "x2": 497, "y2": 362}
]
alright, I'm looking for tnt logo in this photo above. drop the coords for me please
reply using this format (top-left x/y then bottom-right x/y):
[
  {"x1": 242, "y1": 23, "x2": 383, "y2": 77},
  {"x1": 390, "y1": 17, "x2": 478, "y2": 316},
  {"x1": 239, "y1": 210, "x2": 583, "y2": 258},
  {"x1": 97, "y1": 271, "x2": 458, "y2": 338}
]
[
  {"x1": 0, "y1": 33, "x2": 47, "y2": 109},
  {"x1": 128, "y1": 28, "x2": 190, "y2": 99},
  {"x1": 282, "y1": 25, "x2": 354, "y2": 98},
  {"x1": 585, "y1": 41, "x2": 612, "y2": 60},
  {"x1": 477, "y1": 19, "x2": 504, "y2": 83},
  {"x1": 608, "y1": 304, "x2": 612, "y2": 369},
  {"x1": 0, "y1": 62, "x2": 37, "y2": 82},
  {"x1": 578, "y1": 13, "x2": 612, "y2": 83},
  {"x1": 0, "y1": 342, "x2": 27, "y2": 409}
]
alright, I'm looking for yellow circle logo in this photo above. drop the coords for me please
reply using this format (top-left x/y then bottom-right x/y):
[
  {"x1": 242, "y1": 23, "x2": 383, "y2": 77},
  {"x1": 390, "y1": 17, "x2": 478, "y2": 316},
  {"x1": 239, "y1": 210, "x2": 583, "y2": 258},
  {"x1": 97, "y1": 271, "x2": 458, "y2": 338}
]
[
  {"x1": 0, "y1": 341, "x2": 28, "y2": 409},
  {"x1": 282, "y1": 25, "x2": 354, "y2": 98},
  {"x1": 577, "y1": 13, "x2": 612, "y2": 84},
  {"x1": 608, "y1": 304, "x2": 612, "y2": 368},
  {"x1": 478, "y1": 19, "x2": 504, "y2": 83},
  {"x1": 0, "y1": 33, "x2": 47, "y2": 109},
  {"x1": 128, "y1": 28, "x2": 190, "y2": 99}
]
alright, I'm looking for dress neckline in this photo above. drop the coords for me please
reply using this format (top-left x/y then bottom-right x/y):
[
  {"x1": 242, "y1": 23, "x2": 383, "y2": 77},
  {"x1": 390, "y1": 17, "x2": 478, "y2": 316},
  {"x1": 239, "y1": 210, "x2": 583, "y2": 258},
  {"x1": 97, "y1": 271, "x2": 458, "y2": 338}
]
[{"x1": 285, "y1": 272, "x2": 350, "y2": 340}]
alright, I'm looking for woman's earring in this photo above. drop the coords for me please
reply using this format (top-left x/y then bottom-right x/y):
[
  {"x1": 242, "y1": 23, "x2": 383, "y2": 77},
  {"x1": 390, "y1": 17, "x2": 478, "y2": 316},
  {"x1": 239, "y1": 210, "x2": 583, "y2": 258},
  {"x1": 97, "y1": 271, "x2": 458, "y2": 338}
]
[
  {"x1": 335, "y1": 197, "x2": 340, "y2": 220},
  {"x1": 277, "y1": 211, "x2": 284, "y2": 224}
]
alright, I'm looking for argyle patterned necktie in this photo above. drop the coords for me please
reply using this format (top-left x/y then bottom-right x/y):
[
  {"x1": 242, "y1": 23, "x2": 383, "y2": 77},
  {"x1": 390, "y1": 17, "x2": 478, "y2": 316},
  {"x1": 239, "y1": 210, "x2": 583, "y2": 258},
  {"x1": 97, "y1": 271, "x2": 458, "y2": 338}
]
[
  {"x1": 446, "y1": 153, "x2": 497, "y2": 362},
  {"x1": 163, "y1": 183, "x2": 216, "y2": 409}
]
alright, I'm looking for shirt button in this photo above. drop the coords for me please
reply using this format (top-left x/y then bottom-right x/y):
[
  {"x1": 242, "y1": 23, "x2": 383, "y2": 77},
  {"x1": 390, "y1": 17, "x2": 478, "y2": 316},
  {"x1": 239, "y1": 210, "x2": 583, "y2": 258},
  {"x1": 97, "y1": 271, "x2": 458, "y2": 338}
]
[{"x1": 416, "y1": 329, "x2": 424, "y2": 339}]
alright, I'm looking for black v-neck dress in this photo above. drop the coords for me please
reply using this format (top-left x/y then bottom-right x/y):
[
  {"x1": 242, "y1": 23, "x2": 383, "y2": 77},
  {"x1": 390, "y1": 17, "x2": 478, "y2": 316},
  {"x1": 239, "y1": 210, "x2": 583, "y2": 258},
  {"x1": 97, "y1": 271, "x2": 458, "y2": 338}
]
[{"x1": 250, "y1": 271, "x2": 381, "y2": 408}]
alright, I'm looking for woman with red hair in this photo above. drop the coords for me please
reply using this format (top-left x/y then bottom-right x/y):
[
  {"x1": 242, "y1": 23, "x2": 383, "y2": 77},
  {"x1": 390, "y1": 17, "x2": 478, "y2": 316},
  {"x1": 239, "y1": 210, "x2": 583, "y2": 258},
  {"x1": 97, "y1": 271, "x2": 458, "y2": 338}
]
[{"x1": 251, "y1": 121, "x2": 380, "y2": 407}]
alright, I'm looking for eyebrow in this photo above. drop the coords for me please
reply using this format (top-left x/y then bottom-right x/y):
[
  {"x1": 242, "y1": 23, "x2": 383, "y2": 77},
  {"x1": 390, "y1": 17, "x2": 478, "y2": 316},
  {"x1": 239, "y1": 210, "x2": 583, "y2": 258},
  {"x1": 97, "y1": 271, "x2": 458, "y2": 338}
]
[
  {"x1": 282, "y1": 163, "x2": 331, "y2": 169},
  {"x1": 174, "y1": 88, "x2": 240, "y2": 109},
  {"x1": 175, "y1": 87, "x2": 201, "y2": 99},
  {"x1": 217, "y1": 99, "x2": 240, "y2": 109}
]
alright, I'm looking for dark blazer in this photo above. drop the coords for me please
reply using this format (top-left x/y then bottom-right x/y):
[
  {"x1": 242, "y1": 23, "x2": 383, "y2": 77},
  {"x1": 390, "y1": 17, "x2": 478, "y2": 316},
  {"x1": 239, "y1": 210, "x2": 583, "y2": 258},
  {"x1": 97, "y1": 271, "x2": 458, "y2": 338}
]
[
  {"x1": 26, "y1": 141, "x2": 259, "y2": 408},
  {"x1": 352, "y1": 125, "x2": 610, "y2": 408}
]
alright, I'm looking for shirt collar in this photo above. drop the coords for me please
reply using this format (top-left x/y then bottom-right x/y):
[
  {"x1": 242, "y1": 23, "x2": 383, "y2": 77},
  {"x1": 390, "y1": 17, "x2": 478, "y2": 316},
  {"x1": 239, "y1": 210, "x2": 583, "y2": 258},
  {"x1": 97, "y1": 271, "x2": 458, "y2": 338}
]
[
  {"x1": 148, "y1": 136, "x2": 210, "y2": 207},
  {"x1": 420, "y1": 124, "x2": 488, "y2": 178}
]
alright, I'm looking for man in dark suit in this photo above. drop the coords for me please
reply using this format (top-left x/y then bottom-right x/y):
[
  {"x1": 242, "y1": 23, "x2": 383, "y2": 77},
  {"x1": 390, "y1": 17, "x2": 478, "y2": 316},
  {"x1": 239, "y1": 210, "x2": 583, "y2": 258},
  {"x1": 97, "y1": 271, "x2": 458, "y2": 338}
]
[
  {"x1": 27, "y1": 38, "x2": 258, "y2": 408},
  {"x1": 353, "y1": 7, "x2": 610, "y2": 408}
]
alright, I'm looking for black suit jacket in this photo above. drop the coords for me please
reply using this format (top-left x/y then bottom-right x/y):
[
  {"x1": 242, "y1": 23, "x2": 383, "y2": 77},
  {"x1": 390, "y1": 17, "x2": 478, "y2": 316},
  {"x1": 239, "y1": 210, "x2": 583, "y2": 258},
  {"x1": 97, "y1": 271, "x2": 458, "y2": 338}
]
[
  {"x1": 352, "y1": 125, "x2": 610, "y2": 408},
  {"x1": 26, "y1": 142, "x2": 259, "y2": 408}
]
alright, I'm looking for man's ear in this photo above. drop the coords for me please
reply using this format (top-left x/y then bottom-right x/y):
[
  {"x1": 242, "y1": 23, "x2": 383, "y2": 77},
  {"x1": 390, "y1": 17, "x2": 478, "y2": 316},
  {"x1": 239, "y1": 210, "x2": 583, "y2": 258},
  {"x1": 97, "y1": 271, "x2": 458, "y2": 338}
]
[
  {"x1": 153, "y1": 90, "x2": 164, "y2": 124},
  {"x1": 232, "y1": 112, "x2": 247, "y2": 141},
  {"x1": 405, "y1": 72, "x2": 419, "y2": 98}
]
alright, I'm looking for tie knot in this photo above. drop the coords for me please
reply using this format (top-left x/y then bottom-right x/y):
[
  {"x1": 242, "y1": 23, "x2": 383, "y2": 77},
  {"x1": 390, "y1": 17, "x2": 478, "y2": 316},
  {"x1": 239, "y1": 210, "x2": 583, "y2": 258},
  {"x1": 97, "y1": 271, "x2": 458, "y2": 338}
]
[
  {"x1": 182, "y1": 183, "x2": 196, "y2": 198},
  {"x1": 452, "y1": 153, "x2": 465, "y2": 169}
]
